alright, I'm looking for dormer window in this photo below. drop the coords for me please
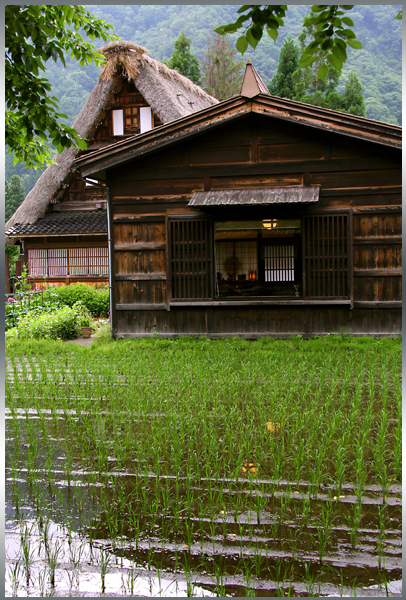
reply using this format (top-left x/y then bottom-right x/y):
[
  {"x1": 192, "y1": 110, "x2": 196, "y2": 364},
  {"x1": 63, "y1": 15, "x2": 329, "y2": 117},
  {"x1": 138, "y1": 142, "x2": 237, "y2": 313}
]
[
  {"x1": 112, "y1": 109, "x2": 124, "y2": 136},
  {"x1": 112, "y1": 106, "x2": 153, "y2": 136},
  {"x1": 140, "y1": 107, "x2": 152, "y2": 133}
]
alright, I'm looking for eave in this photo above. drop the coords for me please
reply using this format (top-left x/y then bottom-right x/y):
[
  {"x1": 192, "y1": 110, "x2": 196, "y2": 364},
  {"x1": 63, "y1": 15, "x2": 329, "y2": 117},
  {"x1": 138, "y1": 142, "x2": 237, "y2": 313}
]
[{"x1": 75, "y1": 93, "x2": 401, "y2": 179}]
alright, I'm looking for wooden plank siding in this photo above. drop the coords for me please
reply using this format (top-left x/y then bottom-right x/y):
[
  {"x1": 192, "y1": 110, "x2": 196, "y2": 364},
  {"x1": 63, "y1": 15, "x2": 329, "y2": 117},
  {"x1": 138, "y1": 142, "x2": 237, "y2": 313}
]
[
  {"x1": 105, "y1": 112, "x2": 401, "y2": 337},
  {"x1": 113, "y1": 220, "x2": 168, "y2": 311}
]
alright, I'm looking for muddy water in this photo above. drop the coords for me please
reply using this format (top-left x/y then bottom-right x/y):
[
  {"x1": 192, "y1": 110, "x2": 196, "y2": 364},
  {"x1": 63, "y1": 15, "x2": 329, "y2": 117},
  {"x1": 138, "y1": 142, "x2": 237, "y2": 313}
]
[{"x1": 5, "y1": 410, "x2": 402, "y2": 597}]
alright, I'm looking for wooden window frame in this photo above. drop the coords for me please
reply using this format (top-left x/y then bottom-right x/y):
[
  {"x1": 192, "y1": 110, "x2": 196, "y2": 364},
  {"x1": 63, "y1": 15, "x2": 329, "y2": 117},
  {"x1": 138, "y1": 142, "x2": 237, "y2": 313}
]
[
  {"x1": 167, "y1": 211, "x2": 353, "y2": 307},
  {"x1": 27, "y1": 246, "x2": 109, "y2": 278},
  {"x1": 167, "y1": 215, "x2": 214, "y2": 305},
  {"x1": 302, "y1": 209, "x2": 353, "y2": 306}
]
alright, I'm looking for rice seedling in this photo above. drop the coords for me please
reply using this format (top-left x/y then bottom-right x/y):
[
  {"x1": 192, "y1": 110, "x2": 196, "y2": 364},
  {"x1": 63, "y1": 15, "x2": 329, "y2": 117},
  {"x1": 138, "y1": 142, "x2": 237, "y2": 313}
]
[
  {"x1": 303, "y1": 563, "x2": 321, "y2": 597},
  {"x1": 98, "y1": 545, "x2": 111, "y2": 593},
  {"x1": 20, "y1": 522, "x2": 34, "y2": 588},
  {"x1": 8, "y1": 560, "x2": 22, "y2": 597},
  {"x1": 5, "y1": 336, "x2": 402, "y2": 597}
]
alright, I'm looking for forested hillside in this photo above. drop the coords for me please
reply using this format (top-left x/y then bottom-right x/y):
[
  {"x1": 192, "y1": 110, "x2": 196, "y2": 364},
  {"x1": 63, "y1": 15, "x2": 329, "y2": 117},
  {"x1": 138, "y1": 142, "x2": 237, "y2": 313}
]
[{"x1": 6, "y1": 4, "x2": 401, "y2": 196}]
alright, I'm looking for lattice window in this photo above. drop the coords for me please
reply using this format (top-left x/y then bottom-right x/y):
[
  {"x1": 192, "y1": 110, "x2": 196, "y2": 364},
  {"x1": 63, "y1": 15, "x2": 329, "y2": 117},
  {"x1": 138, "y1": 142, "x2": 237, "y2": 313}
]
[
  {"x1": 89, "y1": 247, "x2": 109, "y2": 275},
  {"x1": 264, "y1": 244, "x2": 295, "y2": 282},
  {"x1": 28, "y1": 248, "x2": 109, "y2": 277},
  {"x1": 303, "y1": 214, "x2": 350, "y2": 298},
  {"x1": 28, "y1": 249, "x2": 48, "y2": 277},
  {"x1": 48, "y1": 249, "x2": 68, "y2": 276},
  {"x1": 169, "y1": 219, "x2": 213, "y2": 300}
]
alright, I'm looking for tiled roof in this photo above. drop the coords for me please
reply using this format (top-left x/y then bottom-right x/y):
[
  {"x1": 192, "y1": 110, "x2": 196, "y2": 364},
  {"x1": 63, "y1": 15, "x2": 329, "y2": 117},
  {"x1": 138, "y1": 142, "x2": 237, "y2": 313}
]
[{"x1": 6, "y1": 210, "x2": 108, "y2": 237}]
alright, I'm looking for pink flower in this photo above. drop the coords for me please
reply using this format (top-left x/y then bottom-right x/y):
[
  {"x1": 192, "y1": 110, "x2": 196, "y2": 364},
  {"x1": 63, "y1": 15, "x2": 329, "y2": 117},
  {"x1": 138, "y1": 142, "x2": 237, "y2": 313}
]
[{"x1": 7, "y1": 297, "x2": 14, "y2": 303}]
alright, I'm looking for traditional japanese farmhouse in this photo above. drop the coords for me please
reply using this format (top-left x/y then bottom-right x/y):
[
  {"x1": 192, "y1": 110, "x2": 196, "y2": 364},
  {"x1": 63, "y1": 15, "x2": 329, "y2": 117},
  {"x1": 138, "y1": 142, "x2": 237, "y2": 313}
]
[
  {"x1": 5, "y1": 41, "x2": 218, "y2": 286},
  {"x1": 74, "y1": 60, "x2": 401, "y2": 338}
]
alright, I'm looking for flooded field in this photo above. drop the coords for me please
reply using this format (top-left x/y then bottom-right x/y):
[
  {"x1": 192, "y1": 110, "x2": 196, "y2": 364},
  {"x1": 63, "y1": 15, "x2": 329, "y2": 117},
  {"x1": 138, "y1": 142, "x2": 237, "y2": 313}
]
[{"x1": 5, "y1": 337, "x2": 402, "y2": 596}]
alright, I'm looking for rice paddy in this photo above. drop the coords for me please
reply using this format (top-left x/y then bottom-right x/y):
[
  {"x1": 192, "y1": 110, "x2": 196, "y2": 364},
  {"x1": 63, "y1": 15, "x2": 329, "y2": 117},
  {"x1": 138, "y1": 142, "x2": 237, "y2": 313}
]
[{"x1": 5, "y1": 335, "x2": 402, "y2": 596}]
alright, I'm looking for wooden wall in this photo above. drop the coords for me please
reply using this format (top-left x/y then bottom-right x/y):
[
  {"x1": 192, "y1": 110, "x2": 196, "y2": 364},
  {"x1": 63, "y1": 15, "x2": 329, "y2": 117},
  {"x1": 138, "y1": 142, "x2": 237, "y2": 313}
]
[{"x1": 107, "y1": 112, "x2": 401, "y2": 337}]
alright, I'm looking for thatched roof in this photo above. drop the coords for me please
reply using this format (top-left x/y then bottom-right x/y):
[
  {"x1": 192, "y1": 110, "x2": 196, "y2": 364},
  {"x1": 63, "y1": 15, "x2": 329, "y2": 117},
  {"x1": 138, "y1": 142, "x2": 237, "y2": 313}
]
[{"x1": 6, "y1": 41, "x2": 218, "y2": 240}]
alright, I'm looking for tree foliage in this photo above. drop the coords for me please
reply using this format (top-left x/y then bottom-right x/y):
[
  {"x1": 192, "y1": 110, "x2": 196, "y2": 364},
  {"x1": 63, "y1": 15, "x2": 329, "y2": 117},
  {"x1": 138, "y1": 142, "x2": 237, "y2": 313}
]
[
  {"x1": 166, "y1": 31, "x2": 202, "y2": 85},
  {"x1": 268, "y1": 36, "x2": 299, "y2": 99},
  {"x1": 293, "y1": 13, "x2": 341, "y2": 103},
  {"x1": 5, "y1": 5, "x2": 116, "y2": 169},
  {"x1": 215, "y1": 5, "x2": 362, "y2": 80},
  {"x1": 5, "y1": 175, "x2": 26, "y2": 223},
  {"x1": 201, "y1": 34, "x2": 244, "y2": 100},
  {"x1": 341, "y1": 71, "x2": 366, "y2": 116},
  {"x1": 268, "y1": 17, "x2": 366, "y2": 117}
]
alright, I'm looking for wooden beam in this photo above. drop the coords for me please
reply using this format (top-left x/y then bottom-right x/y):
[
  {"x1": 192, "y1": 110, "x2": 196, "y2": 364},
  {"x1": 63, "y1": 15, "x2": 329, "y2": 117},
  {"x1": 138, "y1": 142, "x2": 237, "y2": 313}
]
[
  {"x1": 321, "y1": 186, "x2": 401, "y2": 197},
  {"x1": 114, "y1": 273, "x2": 167, "y2": 281},
  {"x1": 114, "y1": 243, "x2": 166, "y2": 251},
  {"x1": 353, "y1": 206, "x2": 402, "y2": 214},
  {"x1": 353, "y1": 237, "x2": 402, "y2": 245},
  {"x1": 353, "y1": 269, "x2": 402, "y2": 277},
  {"x1": 113, "y1": 215, "x2": 166, "y2": 223},
  {"x1": 353, "y1": 301, "x2": 402, "y2": 309},
  {"x1": 26, "y1": 242, "x2": 108, "y2": 249},
  {"x1": 114, "y1": 331, "x2": 401, "y2": 339},
  {"x1": 112, "y1": 195, "x2": 190, "y2": 205},
  {"x1": 169, "y1": 299, "x2": 352, "y2": 307},
  {"x1": 116, "y1": 303, "x2": 167, "y2": 311}
]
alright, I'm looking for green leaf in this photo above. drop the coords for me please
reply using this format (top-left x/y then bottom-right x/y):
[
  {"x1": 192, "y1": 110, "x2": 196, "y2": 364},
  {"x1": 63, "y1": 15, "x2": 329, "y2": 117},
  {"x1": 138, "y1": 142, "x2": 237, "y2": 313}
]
[
  {"x1": 237, "y1": 5, "x2": 252, "y2": 14},
  {"x1": 394, "y1": 10, "x2": 402, "y2": 20},
  {"x1": 346, "y1": 39, "x2": 362, "y2": 49},
  {"x1": 299, "y1": 54, "x2": 318, "y2": 68},
  {"x1": 326, "y1": 53, "x2": 343, "y2": 70},
  {"x1": 246, "y1": 28, "x2": 259, "y2": 50},
  {"x1": 77, "y1": 138, "x2": 88, "y2": 151},
  {"x1": 250, "y1": 23, "x2": 263, "y2": 41},
  {"x1": 332, "y1": 44, "x2": 347, "y2": 62},
  {"x1": 266, "y1": 26, "x2": 278, "y2": 42},
  {"x1": 317, "y1": 63, "x2": 329, "y2": 81},
  {"x1": 321, "y1": 38, "x2": 334, "y2": 51},
  {"x1": 341, "y1": 28, "x2": 356, "y2": 39},
  {"x1": 341, "y1": 16, "x2": 354, "y2": 26},
  {"x1": 236, "y1": 35, "x2": 248, "y2": 55}
]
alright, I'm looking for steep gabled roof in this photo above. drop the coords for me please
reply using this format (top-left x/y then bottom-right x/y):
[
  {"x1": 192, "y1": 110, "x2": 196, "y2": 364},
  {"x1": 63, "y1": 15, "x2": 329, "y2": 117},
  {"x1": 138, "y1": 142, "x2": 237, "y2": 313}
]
[
  {"x1": 76, "y1": 92, "x2": 402, "y2": 180},
  {"x1": 6, "y1": 41, "x2": 218, "y2": 238}
]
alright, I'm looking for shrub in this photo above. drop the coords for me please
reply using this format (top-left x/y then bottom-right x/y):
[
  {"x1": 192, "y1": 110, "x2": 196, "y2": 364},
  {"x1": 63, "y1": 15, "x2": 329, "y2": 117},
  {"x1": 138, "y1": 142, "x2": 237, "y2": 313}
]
[
  {"x1": 92, "y1": 319, "x2": 111, "y2": 344},
  {"x1": 5, "y1": 288, "x2": 64, "y2": 330},
  {"x1": 42, "y1": 283, "x2": 109, "y2": 317},
  {"x1": 7, "y1": 307, "x2": 81, "y2": 341},
  {"x1": 72, "y1": 301, "x2": 92, "y2": 327}
]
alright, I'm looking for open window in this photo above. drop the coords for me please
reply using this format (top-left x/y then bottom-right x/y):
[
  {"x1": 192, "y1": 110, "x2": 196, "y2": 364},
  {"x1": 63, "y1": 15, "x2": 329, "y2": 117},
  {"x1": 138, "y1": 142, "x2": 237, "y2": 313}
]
[
  {"x1": 215, "y1": 219, "x2": 302, "y2": 297},
  {"x1": 167, "y1": 211, "x2": 351, "y2": 304}
]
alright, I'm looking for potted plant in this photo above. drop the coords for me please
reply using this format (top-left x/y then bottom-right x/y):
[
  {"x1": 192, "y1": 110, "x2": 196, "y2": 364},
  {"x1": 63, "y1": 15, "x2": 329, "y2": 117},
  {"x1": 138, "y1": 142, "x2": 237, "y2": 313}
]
[{"x1": 72, "y1": 301, "x2": 93, "y2": 338}]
